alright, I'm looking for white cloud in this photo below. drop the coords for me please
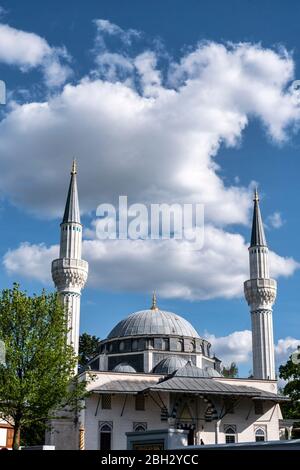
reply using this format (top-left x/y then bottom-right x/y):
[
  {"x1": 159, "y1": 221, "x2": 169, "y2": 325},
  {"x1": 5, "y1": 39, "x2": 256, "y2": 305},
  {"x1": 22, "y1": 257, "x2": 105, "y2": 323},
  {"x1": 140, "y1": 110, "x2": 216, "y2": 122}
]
[
  {"x1": 0, "y1": 23, "x2": 299, "y2": 300},
  {"x1": 275, "y1": 337, "x2": 300, "y2": 365},
  {"x1": 205, "y1": 330, "x2": 300, "y2": 370},
  {"x1": 205, "y1": 330, "x2": 253, "y2": 366},
  {"x1": 0, "y1": 41, "x2": 298, "y2": 220},
  {"x1": 94, "y1": 18, "x2": 140, "y2": 46},
  {"x1": 2, "y1": 227, "x2": 298, "y2": 300},
  {"x1": 0, "y1": 23, "x2": 71, "y2": 86},
  {"x1": 267, "y1": 211, "x2": 284, "y2": 229},
  {"x1": 3, "y1": 242, "x2": 58, "y2": 284}
]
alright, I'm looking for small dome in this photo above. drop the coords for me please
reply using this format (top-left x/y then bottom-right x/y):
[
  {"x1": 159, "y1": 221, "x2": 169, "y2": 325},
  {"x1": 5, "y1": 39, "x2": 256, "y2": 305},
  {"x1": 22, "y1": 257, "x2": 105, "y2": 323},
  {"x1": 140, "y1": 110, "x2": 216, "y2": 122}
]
[
  {"x1": 108, "y1": 309, "x2": 200, "y2": 339},
  {"x1": 204, "y1": 366, "x2": 222, "y2": 378},
  {"x1": 112, "y1": 363, "x2": 136, "y2": 373},
  {"x1": 173, "y1": 360, "x2": 222, "y2": 378},
  {"x1": 153, "y1": 356, "x2": 188, "y2": 375}
]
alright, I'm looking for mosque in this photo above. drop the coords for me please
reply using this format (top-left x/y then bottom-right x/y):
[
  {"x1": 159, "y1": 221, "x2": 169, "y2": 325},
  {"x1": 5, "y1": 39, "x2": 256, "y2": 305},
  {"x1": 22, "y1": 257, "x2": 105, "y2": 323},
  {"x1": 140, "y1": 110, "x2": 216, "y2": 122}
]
[{"x1": 46, "y1": 162, "x2": 287, "y2": 450}]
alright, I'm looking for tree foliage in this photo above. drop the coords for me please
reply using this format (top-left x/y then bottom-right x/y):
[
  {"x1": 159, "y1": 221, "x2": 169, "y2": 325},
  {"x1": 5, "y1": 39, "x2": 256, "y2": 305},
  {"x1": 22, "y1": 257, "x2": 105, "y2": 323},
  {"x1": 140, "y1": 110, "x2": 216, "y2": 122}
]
[
  {"x1": 79, "y1": 332, "x2": 101, "y2": 368},
  {"x1": 0, "y1": 284, "x2": 89, "y2": 449},
  {"x1": 279, "y1": 353, "x2": 300, "y2": 419},
  {"x1": 222, "y1": 362, "x2": 239, "y2": 378}
]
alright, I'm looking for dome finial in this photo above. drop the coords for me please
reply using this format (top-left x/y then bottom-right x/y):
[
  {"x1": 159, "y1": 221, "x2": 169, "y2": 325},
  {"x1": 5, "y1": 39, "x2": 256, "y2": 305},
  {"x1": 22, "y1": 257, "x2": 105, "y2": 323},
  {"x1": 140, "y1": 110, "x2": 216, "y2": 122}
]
[
  {"x1": 151, "y1": 291, "x2": 158, "y2": 311},
  {"x1": 71, "y1": 159, "x2": 77, "y2": 175}
]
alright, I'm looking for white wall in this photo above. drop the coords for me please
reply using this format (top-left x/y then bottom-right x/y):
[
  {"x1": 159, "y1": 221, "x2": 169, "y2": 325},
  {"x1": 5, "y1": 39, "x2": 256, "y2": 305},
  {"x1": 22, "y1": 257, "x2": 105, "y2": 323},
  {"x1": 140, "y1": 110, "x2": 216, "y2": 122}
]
[{"x1": 85, "y1": 392, "x2": 170, "y2": 450}]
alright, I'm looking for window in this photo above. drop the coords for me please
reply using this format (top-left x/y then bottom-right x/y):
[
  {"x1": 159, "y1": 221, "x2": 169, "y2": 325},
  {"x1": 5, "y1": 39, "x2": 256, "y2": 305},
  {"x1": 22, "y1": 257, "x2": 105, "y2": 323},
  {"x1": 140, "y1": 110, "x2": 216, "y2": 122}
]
[
  {"x1": 133, "y1": 422, "x2": 147, "y2": 432},
  {"x1": 102, "y1": 394, "x2": 112, "y2": 410},
  {"x1": 255, "y1": 427, "x2": 266, "y2": 442},
  {"x1": 254, "y1": 400, "x2": 264, "y2": 415},
  {"x1": 99, "y1": 422, "x2": 112, "y2": 450},
  {"x1": 135, "y1": 394, "x2": 145, "y2": 411},
  {"x1": 177, "y1": 339, "x2": 184, "y2": 352},
  {"x1": 119, "y1": 341, "x2": 125, "y2": 352},
  {"x1": 224, "y1": 426, "x2": 236, "y2": 444}
]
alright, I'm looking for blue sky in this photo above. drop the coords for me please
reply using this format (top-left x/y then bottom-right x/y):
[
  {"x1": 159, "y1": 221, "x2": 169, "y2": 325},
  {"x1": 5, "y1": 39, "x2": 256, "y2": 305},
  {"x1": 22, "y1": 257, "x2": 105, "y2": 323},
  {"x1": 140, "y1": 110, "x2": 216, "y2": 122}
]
[{"x1": 0, "y1": 0, "x2": 300, "y2": 377}]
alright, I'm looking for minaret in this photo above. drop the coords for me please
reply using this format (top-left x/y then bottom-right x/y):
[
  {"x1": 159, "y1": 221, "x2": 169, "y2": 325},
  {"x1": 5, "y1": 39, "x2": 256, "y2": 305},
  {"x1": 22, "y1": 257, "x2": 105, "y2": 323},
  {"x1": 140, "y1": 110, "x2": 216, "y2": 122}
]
[
  {"x1": 52, "y1": 160, "x2": 88, "y2": 364},
  {"x1": 244, "y1": 189, "x2": 277, "y2": 380}
]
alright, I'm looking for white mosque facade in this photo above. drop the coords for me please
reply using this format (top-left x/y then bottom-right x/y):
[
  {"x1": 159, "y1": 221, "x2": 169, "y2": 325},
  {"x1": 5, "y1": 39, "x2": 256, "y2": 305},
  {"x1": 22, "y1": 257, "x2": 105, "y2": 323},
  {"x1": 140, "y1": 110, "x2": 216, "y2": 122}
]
[{"x1": 46, "y1": 164, "x2": 287, "y2": 450}]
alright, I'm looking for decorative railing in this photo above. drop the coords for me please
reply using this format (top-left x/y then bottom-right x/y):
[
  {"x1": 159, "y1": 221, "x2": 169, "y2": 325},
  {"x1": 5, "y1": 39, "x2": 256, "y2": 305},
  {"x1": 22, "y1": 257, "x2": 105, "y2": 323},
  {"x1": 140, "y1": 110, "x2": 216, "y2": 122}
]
[{"x1": 52, "y1": 258, "x2": 88, "y2": 271}]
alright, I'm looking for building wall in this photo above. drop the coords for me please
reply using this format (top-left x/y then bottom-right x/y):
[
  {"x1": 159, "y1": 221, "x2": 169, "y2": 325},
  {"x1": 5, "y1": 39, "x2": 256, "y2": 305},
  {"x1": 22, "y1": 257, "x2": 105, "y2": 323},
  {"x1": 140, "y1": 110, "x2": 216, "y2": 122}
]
[
  {"x1": 83, "y1": 393, "x2": 280, "y2": 449},
  {"x1": 84, "y1": 393, "x2": 169, "y2": 450},
  {"x1": 46, "y1": 373, "x2": 282, "y2": 450}
]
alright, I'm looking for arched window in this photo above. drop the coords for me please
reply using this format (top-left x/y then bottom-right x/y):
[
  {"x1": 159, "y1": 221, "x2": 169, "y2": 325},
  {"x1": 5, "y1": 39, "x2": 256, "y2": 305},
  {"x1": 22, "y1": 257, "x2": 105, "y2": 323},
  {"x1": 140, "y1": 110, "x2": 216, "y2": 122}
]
[
  {"x1": 255, "y1": 427, "x2": 266, "y2": 442},
  {"x1": 177, "y1": 339, "x2": 184, "y2": 352},
  {"x1": 99, "y1": 422, "x2": 112, "y2": 450},
  {"x1": 133, "y1": 422, "x2": 147, "y2": 432},
  {"x1": 224, "y1": 425, "x2": 236, "y2": 444}
]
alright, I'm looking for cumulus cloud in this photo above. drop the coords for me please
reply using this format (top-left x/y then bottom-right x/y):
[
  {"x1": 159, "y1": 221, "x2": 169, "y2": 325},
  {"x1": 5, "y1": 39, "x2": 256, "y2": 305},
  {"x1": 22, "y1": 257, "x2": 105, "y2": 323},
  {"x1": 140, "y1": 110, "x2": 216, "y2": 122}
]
[
  {"x1": 0, "y1": 23, "x2": 71, "y2": 86},
  {"x1": 275, "y1": 337, "x2": 300, "y2": 365},
  {"x1": 0, "y1": 20, "x2": 299, "y2": 299},
  {"x1": 3, "y1": 227, "x2": 298, "y2": 300},
  {"x1": 205, "y1": 330, "x2": 300, "y2": 370},
  {"x1": 3, "y1": 242, "x2": 59, "y2": 284},
  {"x1": 267, "y1": 211, "x2": 284, "y2": 229},
  {"x1": 0, "y1": 41, "x2": 298, "y2": 220},
  {"x1": 94, "y1": 19, "x2": 140, "y2": 46},
  {"x1": 205, "y1": 330, "x2": 253, "y2": 366}
]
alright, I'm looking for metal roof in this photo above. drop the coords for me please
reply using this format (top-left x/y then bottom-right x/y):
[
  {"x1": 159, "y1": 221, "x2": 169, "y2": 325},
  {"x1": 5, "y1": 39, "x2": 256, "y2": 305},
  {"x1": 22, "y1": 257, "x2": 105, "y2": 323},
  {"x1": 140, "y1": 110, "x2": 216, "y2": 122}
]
[
  {"x1": 145, "y1": 377, "x2": 289, "y2": 401},
  {"x1": 112, "y1": 363, "x2": 137, "y2": 373},
  {"x1": 91, "y1": 376, "x2": 288, "y2": 401},
  {"x1": 173, "y1": 360, "x2": 222, "y2": 378},
  {"x1": 93, "y1": 379, "x2": 158, "y2": 394},
  {"x1": 153, "y1": 356, "x2": 188, "y2": 375},
  {"x1": 107, "y1": 309, "x2": 200, "y2": 339}
]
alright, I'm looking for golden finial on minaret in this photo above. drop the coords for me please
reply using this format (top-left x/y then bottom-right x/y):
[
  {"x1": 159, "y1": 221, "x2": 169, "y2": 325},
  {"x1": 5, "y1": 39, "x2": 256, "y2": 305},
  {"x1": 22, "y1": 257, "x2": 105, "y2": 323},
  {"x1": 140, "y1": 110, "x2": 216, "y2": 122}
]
[
  {"x1": 253, "y1": 186, "x2": 259, "y2": 202},
  {"x1": 71, "y1": 159, "x2": 77, "y2": 175},
  {"x1": 151, "y1": 291, "x2": 158, "y2": 311}
]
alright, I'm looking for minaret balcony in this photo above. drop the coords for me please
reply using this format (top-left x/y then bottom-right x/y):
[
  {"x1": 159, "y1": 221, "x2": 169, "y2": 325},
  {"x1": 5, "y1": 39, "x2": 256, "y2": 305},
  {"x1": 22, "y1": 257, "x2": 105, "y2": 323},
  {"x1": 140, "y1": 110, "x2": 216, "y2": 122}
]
[
  {"x1": 52, "y1": 258, "x2": 88, "y2": 271},
  {"x1": 52, "y1": 257, "x2": 88, "y2": 292},
  {"x1": 244, "y1": 278, "x2": 276, "y2": 290},
  {"x1": 244, "y1": 278, "x2": 277, "y2": 309}
]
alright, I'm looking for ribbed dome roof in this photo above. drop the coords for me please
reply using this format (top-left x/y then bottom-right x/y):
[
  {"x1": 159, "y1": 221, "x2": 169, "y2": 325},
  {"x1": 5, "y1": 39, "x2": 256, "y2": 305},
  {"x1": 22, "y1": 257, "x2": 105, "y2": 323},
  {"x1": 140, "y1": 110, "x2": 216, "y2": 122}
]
[
  {"x1": 112, "y1": 363, "x2": 136, "y2": 373},
  {"x1": 107, "y1": 309, "x2": 200, "y2": 339},
  {"x1": 173, "y1": 361, "x2": 222, "y2": 378},
  {"x1": 153, "y1": 356, "x2": 188, "y2": 375}
]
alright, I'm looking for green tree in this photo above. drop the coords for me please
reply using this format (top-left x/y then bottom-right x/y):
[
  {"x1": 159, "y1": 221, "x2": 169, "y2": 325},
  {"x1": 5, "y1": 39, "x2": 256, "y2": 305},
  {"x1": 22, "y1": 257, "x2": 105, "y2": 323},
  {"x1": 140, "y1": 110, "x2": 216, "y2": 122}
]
[
  {"x1": 222, "y1": 362, "x2": 239, "y2": 378},
  {"x1": 279, "y1": 352, "x2": 300, "y2": 419},
  {"x1": 79, "y1": 332, "x2": 101, "y2": 368},
  {"x1": 0, "y1": 284, "x2": 89, "y2": 449}
]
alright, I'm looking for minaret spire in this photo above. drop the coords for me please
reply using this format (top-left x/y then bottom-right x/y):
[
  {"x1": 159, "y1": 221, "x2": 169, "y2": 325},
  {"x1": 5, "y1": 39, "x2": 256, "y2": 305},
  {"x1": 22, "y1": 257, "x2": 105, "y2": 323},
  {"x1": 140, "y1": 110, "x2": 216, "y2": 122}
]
[
  {"x1": 62, "y1": 160, "x2": 80, "y2": 225},
  {"x1": 52, "y1": 161, "x2": 88, "y2": 367},
  {"x1": 71, "y1": 158, "x2": 77, "y2": 175},
  {"x1": 244, "y1": 189, "x2": 277, "y2": 380},
  {"x1": 250, "y1": 188, "x2": 267, "y2": 248}
]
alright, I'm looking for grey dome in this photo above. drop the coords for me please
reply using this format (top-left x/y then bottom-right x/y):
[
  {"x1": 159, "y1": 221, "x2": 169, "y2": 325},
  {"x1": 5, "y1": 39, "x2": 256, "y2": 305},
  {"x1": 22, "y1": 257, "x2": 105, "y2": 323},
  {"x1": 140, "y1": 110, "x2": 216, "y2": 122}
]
[
  {"x1": 173, "y1": 361, "x2": 222, "y2": 378},
  {"x1": 108, "y1": 309, "x2": 200, "y2": 339},
  {"x1": 112, "y1": 363, "x2": 136, "y2": 373},
  {"x1": 204, "y1": 367, "x2": 222, "y2": 378},
  {"x1": 153, "y1": 356, "x2": 188, "y2": 375}
]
